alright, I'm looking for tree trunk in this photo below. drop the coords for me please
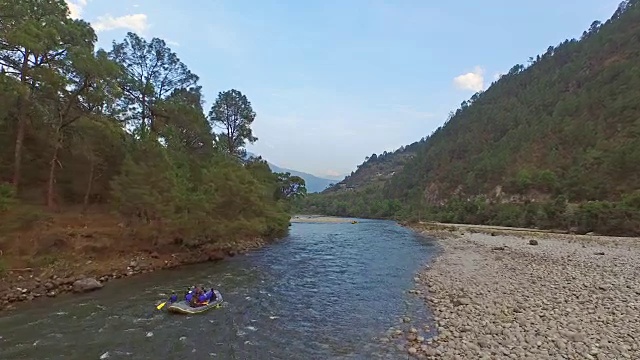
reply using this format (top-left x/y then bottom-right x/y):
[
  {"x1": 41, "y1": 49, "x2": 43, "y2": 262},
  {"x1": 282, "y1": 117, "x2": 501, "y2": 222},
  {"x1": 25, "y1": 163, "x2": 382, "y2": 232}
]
[
  {"x1": 82, "y1": 157, "x2": 95, "y2": 214},
  {"x1": 13, "y1": 114, "x2": 26, "y2": 190},
  {"x1": 12, "y1": 52, "x2": 30, "y2": 192},
  {"x1": 46, "y1": 130, "x2": 61, "y2": 210}
]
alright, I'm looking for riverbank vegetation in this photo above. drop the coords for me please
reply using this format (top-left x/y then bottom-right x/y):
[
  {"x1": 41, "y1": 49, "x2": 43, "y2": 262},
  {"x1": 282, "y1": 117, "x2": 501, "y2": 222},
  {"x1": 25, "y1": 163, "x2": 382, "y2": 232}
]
[
  {"x1": 294, "y1": 0, "x2": 640, "y2": 236},
  {"x1": 0, "y1": 0, "x2": 306, "y2": 273}
]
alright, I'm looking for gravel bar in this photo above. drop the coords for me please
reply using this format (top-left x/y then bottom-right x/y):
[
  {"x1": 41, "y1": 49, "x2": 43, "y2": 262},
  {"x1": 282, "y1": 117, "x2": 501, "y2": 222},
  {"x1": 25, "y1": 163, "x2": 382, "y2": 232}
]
[{"x1": 404, "y1": 230, "x2": 640, "y2": 359}]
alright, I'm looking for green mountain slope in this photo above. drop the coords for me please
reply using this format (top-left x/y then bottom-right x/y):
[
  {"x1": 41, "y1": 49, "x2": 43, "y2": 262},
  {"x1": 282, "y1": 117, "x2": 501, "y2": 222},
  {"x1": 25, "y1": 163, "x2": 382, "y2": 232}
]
[
  {"x1": 323, "y1": 140, "x2": 423, "y2": 193},
  {"x1": 387, "y1": 1, "x2": 640, "y2": 203},
  {"x1": 296, "y1": 0, "x2": 640, "y2": 236},
  {"x1": 294, "y1": 141, "x2": 423, "y2": 218}
]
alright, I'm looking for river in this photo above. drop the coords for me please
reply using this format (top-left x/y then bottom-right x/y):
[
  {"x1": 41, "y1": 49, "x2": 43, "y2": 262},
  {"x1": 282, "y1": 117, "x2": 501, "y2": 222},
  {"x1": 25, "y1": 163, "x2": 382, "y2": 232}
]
[{"x1": 0, "y1": 219, "x2": 438, "y2": 359}]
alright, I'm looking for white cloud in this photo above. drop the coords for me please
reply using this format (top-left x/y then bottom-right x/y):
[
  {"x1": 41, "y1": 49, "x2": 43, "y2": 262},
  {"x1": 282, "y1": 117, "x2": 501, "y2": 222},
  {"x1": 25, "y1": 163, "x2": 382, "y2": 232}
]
[
  {"x1": 93, "y1": 14, "x2": 149, "y2": 33},
  {"x1": 453, "y1": 66, "x2": 485, "y2": 92},
  {"x1": 65, "y1": 0, "x2": 87, "y2": 19}
]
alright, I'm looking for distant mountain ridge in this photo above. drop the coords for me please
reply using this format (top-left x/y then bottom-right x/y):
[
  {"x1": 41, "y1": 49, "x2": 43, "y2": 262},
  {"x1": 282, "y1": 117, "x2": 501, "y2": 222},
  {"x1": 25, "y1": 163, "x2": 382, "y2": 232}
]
[{"x1": 245, "y1": 152, "x2": 337, "y2": 193}]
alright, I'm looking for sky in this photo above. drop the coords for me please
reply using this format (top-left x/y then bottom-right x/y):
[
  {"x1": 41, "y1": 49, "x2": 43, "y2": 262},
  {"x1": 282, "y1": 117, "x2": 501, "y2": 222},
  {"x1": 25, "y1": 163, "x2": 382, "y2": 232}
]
[{"x1": 67, "y1": 0, "x2": 622, "y2": 180}]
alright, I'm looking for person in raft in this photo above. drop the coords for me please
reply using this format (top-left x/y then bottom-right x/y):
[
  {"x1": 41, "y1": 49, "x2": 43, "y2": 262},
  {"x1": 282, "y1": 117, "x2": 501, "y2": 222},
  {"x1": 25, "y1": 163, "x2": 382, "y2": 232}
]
[
  {"x1": 169, "y1": 294, "x2": 178, "y2": 303},
  {"x1": 183, "y1": 286, "x2": 216, "y2": 307}
]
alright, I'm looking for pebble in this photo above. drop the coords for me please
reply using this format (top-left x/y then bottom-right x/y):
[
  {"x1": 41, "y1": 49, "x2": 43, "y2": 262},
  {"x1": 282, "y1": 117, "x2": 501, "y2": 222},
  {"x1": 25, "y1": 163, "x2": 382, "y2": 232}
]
[{"x1": 392, "y1": 230, "x2": 640, "y2": 359}]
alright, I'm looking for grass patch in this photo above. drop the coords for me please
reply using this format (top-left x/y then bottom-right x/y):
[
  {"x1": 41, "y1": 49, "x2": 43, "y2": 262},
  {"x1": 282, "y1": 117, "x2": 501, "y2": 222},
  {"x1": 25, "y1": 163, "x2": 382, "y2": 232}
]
[
  {"x1": 27, "y1": 254, "x2": 60, "y2": 268},
  {"x1": 0, "y1": 205, "x2": 51, "y2": 235},
  {"x1": 0, "y1": 183, "x2": 16, "y2": 212},
  {"x1": 0, "y1": 258, "x2": 6, "y2": 277}
]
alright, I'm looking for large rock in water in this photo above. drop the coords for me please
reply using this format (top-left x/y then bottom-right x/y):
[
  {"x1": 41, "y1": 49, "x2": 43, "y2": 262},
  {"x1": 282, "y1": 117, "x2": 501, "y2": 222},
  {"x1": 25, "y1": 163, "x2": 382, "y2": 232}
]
[{"x1": 72, "y1": 278, "x2": 103, "y2": 293}]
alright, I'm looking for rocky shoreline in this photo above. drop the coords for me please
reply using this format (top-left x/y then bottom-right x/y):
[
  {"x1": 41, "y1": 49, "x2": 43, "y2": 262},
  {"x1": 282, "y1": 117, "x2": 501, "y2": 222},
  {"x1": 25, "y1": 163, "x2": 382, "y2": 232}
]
[
  {"x1": 395, "y1": 224, "x2": 640, "y2": 359},
  {"x1": 290, "y1": 215, "x2": 358, "y2": 223},
  {"x1": 0, "y1": 238, "x2": 266, "y2": 313}
]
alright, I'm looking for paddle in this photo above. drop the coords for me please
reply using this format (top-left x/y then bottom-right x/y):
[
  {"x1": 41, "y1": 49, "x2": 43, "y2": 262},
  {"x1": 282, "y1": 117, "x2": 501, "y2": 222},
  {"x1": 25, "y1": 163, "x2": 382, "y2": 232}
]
[
  {"x1": 156, "y1": 301, "x2": 168, "y2": 310},
  {"x1": 156, "y1": 292, "x2": 180, "y2": 310}
]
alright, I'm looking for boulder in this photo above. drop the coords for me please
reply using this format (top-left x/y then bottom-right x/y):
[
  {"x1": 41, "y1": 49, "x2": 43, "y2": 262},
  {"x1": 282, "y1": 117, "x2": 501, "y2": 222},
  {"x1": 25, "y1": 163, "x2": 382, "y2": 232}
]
[
  {"x1": 72, "y1": 278, "x2": 103, "y2": 293},
  {"x1": 453, "y1": 297, "x2": 471, "y2": 306},
  {"x1": 208, "y1": 250, "x2": 226, "y2": 261}
]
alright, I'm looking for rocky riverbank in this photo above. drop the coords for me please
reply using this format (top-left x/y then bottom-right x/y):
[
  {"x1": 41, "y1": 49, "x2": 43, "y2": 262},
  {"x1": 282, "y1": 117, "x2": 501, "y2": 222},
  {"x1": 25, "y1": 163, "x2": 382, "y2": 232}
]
[
  {"x1": 397, "y1": 224, "x2": 640, "y2": 359},
  {"x1": 290, "y1": 215, "x2": 358, "y2": 223},
  {"x1": 0, "y1": 238, "x2": 266, "y2": 313}
]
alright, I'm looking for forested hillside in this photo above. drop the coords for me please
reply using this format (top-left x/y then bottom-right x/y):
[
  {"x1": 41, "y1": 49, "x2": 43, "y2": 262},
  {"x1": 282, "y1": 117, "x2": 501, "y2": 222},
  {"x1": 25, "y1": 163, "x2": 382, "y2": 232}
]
[
  {"x1": 324, "y1": 139, "x2": 423, "y2": 193},
  {"x1": 296, "y1": 0, "x2": 640, "y2": 236},
  {"x1": 0, "y1": 0, "x2": 305, "y2": 270},
  {"x1": 292, "y1": 140, "x2": 423, "y2": 217}
]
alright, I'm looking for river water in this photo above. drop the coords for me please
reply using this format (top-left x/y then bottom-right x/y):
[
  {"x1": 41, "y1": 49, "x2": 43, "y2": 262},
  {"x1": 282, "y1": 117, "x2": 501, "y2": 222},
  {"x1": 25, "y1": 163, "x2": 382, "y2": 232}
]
[{"x1": 0, "y1": 219, "x2": 438, "y2": 359}]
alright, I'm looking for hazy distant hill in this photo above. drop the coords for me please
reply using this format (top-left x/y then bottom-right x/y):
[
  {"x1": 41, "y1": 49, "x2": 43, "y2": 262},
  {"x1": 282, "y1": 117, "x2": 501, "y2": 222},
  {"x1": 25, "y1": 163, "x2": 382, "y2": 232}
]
[{"x1": 246, "y1": 152, "x2": 337, "y2": 193}]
